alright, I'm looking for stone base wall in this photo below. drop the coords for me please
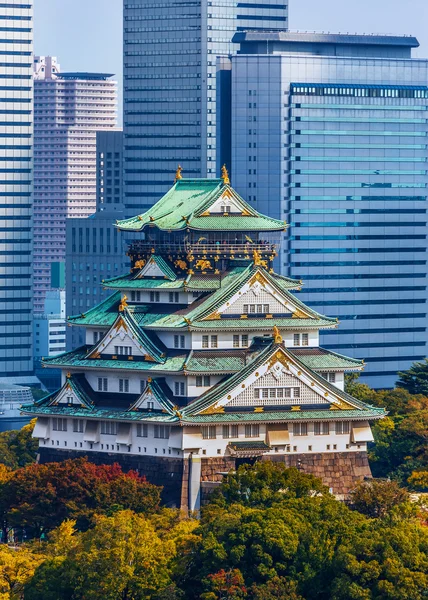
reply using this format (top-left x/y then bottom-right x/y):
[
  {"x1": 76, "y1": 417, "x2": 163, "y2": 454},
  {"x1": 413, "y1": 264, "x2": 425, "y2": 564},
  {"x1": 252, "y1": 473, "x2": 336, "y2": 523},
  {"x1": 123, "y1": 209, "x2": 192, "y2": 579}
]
[
  {"x1": 262, "y1": 452, "x2": 372, "y2": 496},
  {"x1": 200, "y1": 452, "x2": 371, "y2": 499},
  {"x1": 38, "y1": 448, "x2": 185, "y2": 508}
]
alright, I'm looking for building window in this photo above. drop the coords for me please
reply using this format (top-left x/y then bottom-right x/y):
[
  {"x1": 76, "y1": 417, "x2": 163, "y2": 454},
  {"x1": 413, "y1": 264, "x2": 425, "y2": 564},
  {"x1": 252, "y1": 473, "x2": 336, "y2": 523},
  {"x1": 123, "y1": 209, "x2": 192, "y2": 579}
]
[
  {"x1": 314, "y1": 422, "x2": 330, "y2": 436},
  {"x1": 293, "y1": 333, "x2": 300, "y2": 346},
  {"x1": 321, "y1": 372, "x2": 336, "y2": 383},
  {"x1": 114, "y1": 346, "x2": 132, "y2": 356},
  {"x1": 254, "y1": 387, "x2": 300, "y2": 400},
  {"x1": 73, "y1": 419, "x2": 84, "y2": 433},
  {"x1": 101, "y1": 422, "x2": 117, "y2": 435},
  {"x1": 174, "y1": 335, "x2": 185, "y2": 349},
  {"x1": 196, "y1": 375, "x2": 211, "y2": 387},
  {"x1": 98, "y1": 377, "x2": 108, "y2": 392},
  {"x1": 293, "y1": 423, "x2": 308, "y2": 436},
  {"x1": 119, "y1": 379, "x2": 129, "y2": 393},
  {"x1": 241, "y1": 335, "x2": 249, "y2": 347},
  {"x1": 202, "y1": 335, "x2": 209, "y2": 349},
  {"x1": 221, "y1": 204, "x2": 230, "y2": 213},
  {"x1": 154, "y1": 425, "x2": 170, "y2": 439},
  {"x1": 147, "y1": 401, "x2": 155, "y2": 410},
  {"x1": 150, "y1": 291, "x2": 160, "y2": 302},
  {"x1": 222, "y1": 425, "x2": 230, "y2": 439},
  {"x1": 233, "y1": 334, "x2": 249, "y2": 348},
  {"x1": 52, "y1": 418, "x2": 67, "y2": 432},
  {"x1": 245, "y1": 424, "x2": 260, "y2": 438},
  {"x1": 302, "y1": 333, "x2": 309, "y2": 346},
  {"x1": 137, "y1": 424, "x2": 148, "y2": 437},
  {"x1": 231, "y1": 425, "x2": 239, "y2": 438},
  {"x1": 202, "y1": 425, "x2": 216, "y2": 439},
  {"x1": 210, "y1": 335, "x2": 218, "y2": 348},
  {"x1": 233, "y1": 335, "x2": 240, "y2": 348},
  {"x1": 169, "y1": 292, "x2": 179, "y2": 303},
  {"x1": 243, "y1": 304, "x2": 269, "y2": 314},
  {"x1": 174, "y1": 382, "x2": 185, "y2": 396},
  {"x1": 336, "y1": 422, "x2": 350, "y2": 435}
]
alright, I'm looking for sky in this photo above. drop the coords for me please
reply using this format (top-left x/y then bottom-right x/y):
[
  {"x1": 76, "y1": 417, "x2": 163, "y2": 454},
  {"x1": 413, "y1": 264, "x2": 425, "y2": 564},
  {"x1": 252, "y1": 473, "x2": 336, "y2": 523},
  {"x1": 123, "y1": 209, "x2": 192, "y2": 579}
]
[{"x1": 34, "y1": 0, "x2": 428, "y2": 126}]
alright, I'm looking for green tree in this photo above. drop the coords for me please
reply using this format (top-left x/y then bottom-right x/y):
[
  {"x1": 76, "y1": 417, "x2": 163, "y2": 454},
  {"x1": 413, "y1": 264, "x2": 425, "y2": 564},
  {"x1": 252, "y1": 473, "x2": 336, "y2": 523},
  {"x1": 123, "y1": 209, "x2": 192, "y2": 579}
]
[
  {"x1": 0, "y1": 420, "x2": 38, "y2": 470},
  {"x1": 26, "y1": 511, "x2": 178, "y2": 600},
  {"x1": 397, "y1": 358, "x2": 428, "y2": 395}
]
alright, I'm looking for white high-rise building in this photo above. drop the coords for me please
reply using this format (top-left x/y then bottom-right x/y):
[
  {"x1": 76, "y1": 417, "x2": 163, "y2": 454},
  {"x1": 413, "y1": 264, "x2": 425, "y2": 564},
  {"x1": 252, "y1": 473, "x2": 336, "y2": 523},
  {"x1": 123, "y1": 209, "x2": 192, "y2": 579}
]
[
  {"x1": 0, "y1": 0, "x2": 38, "y2": 384},
  {"x1": 33, "y1": 57, "x2": 117, "y2": 314}
]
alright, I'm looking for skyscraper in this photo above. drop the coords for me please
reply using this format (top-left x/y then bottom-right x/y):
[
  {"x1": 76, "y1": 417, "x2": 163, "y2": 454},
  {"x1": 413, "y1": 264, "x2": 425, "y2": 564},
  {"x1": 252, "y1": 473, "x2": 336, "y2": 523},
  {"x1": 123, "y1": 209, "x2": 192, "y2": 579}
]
[
  {"x1": 33, "y1": 57, "x2": 117, "y2": 314},
  {"x1": 123, "y1": 0, "x2": 288, "y2": 214},
  {"x1": 220, "y1": 32, "x2": 428, "y2": 389},
  {"x1": 0, "y1": 0, "x2": 37, "y2": 384}
]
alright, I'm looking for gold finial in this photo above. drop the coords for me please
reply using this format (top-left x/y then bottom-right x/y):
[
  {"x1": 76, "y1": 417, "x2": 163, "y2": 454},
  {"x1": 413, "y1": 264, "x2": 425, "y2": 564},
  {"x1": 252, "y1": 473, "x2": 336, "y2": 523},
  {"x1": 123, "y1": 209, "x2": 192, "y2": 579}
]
[
  {"x1": 221, "y1": 164, "x2": 230, "y2": 185},
  {"x1": 273, "y1": 325, "x2": 283, "y2": 344},
  {"x1": 252, "y1": 249, "x2": 267, "y2": 268},
  {"x1": 119, "y1": 294, "x2": 128, "y2": 312},
  {"x1": 175, "y1": 165, "x2": 183, "y2": 182}
]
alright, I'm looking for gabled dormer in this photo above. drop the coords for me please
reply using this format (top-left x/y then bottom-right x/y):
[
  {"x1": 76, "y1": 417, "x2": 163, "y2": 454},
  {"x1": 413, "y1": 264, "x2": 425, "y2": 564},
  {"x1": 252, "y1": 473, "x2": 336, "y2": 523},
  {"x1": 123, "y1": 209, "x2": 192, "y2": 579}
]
[
  {"x1": 133, "y1": 255, "x2": 177, "y2": 280},
  {"x1": 129, "y1": 378, "x2": 176, "y2": 414},
  {"x1": 86, "y1": 311, "x2": 167, "y2": 363},
  {"x1": 45, "y1": 374, "x2": 94, "y2": 410}
]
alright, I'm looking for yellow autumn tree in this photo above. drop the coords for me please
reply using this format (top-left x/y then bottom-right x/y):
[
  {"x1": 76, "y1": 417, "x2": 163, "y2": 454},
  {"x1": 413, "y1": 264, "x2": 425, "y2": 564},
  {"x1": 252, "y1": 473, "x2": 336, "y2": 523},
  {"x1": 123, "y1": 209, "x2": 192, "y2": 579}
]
[{"x1": 0, "y1": 545, "x2": 44, "y2": 600}]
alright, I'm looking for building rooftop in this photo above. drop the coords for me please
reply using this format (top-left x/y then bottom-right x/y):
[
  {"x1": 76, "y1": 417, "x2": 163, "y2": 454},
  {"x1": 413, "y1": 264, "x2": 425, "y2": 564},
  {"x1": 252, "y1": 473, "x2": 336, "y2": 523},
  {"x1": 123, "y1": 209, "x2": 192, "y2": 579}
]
[
  {"x1": 233, "y1": 31, "x2": 419, "y2": 47},
  {"x1": 58, "y1": 72, "x2": 115, "y2": 81}
]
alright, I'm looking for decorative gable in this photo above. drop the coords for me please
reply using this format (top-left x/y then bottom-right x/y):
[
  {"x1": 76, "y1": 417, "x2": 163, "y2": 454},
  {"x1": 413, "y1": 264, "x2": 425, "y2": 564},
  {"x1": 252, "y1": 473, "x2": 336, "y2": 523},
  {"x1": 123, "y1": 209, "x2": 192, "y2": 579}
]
[
  {"x1": 49, "y1": 383, "x2": 84, "y2": 407},
  {"x1": 129, "y1": 385, "x2": 163, "y2": 412},
  {"x1": 202, "y1": 188, "x2": 252, "y2": 215},
  {"x1": 198, "y1": 346, "x2": 357, "y2": 415},
  {"x1": 137, "y1": 257, "x2": 169, "y2": 279},
  {"x1": 210, "y1": 272, "x2": 311, "y2": 319}
]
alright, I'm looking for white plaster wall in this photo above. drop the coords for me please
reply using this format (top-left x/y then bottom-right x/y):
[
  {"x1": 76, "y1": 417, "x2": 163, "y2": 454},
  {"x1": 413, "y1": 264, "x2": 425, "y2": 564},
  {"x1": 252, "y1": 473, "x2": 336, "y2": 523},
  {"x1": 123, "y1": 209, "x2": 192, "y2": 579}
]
[
  {"x1": 191, "y1": 330, "x2": 319, "y2": 350},
  {"x1": 187, "y1": 374, "x2": 225, "y2": 397},
  {"x1": 156, "y1": 330, "x2": 190, "y2": 349}
]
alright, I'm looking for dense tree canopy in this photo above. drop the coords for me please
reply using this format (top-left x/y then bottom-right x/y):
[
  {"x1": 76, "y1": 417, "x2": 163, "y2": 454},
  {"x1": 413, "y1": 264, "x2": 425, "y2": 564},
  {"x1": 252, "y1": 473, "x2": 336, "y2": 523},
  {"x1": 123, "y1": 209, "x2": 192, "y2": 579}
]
[
  {"x1": 397, "y1": 359, "x2": 428, "y2": 395},
  {"x1": 0, "y1": 420, "x2": 38, "y2": 471}
]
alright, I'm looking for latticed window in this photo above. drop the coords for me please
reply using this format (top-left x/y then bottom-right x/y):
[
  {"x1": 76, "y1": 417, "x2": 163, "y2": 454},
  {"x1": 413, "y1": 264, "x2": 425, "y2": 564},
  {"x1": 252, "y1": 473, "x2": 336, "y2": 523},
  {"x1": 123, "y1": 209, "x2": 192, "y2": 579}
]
[
  {"x1": 202, "y1": 426, "x2": 216, "y2": 439},
  {"x1": 321, "y1": 372, "x2": 336, "y2": 383},
  {"x1": 335, "y1": 422, "x2": 350, "y2": 435},
  {"x1": 101, "y1": 422, "x2": 117, "y2": 435},
  {"x1": 314, "y1": 422, "x2": 329, "y2": 435},
  {"x1": 245, "y1": 424, "x2": 260, "y2": 438},
  {"x1": 73, "y1": 419, "x2": 84, "y2": 433},
  {"x1": 222, "y1": 425, "x2": 230, "y2": 439},
  {"x1": 52, "y1": 418, "x2": 67, "y2": 432},
  {"x1": 154, "y1": 425, "x2": 170, "y2": 439},
  {"x1": 293, "y1": 423, "x2": 308, "y2": 436},
  {"x1": 137, "y1": 424, "x2": 148, "y2": 437},
  {"x1": 119, "y1": 379, "x2": 129, "y2": 393},
  {"x1": 231, "y1": 425, "x2": 239, "y2": 438},
  {"x1": 174, "y1": 382, "x2": 185, "y2": 396},
  {"x1": 202, "y1": 335, "x2": 209, "y2": 349}
]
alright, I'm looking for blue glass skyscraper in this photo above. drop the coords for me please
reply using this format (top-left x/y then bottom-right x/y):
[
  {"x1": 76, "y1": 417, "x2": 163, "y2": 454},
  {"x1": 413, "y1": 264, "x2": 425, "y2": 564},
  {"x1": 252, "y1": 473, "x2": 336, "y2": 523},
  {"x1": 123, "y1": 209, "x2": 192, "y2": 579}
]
[
  {"x1": 0, "y1": 0, "x2": 37, "y2": 383},
  {"x1": 123, "y1": 0, "x2": 288, "y2": 214},
  {"x1": 222, "y1": 32, "x2": 428, "y2": 388}
]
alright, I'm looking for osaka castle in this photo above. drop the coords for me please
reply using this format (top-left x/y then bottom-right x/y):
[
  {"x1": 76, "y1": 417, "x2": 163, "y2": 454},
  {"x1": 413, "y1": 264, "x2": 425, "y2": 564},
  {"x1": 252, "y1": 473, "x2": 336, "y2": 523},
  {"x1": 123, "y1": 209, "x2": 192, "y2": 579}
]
[{"x1": 23, "y1": 169, "x2": 386, "y2": 509}]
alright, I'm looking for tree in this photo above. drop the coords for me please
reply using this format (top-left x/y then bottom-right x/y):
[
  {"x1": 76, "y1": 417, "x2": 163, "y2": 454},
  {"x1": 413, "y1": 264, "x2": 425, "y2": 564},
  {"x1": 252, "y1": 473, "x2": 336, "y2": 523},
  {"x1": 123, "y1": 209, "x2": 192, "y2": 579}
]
[
  {"x1": 0, "y1": 545, "x2": 44, "y2": 600},
  {"x1": 0, "y1": 421, "x2": 38, "y2": 470},
  {"x1": 26, "y1": 511, "x2": 178, "y2": 600},
  {"x1": 0, "y1": 458, "x2": 161, "y2": 538},
  {"x1": 211, "y1": 462, "x2": 328, "y2": 509},
  {"x1": 397, "y1": 358, "x2": 428, "y2": 395},
  {"x1": 250, "y1": 577, "x2": 303, "y2": 600},
  {"x1": 201, "y1": 569, "x2": 247, "y2": 599},
  {"x1": 349, "y1": 479, "x2": 410, "y2": 519}
]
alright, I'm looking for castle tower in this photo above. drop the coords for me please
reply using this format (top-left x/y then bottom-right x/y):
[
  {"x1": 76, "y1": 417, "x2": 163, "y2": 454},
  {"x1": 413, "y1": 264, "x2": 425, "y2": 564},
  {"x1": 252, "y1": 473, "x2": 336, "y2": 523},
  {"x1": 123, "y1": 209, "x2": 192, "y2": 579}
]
[{"x1": 23, "y1": 173, "x2": 385, "y2": 508}]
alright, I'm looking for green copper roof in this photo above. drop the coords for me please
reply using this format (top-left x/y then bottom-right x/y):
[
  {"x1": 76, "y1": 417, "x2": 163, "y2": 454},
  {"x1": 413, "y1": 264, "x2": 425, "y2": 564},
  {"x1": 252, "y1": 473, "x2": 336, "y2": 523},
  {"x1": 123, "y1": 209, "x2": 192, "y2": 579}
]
[
  {"x1": 186, "y1": 318, "x2": 336, "y2": 331},
  {"x1": 116, "y1": 179, "x2": 285, "y2": 233},
  {"x1": 103, "y1": 276, "x2": 185, "y2": 290},
  {"x1": 43, "y1": 346, "x2": 188, "y2": 374},
  {"x1": 68, "y1": 292, "x2": 121, "y2": 327},
  {"x1": 290, "y1": 348, "x2": 363, "y2": 371},
  {"x1": 22, "y1": 404, "x2": 179, "y2": 423}
]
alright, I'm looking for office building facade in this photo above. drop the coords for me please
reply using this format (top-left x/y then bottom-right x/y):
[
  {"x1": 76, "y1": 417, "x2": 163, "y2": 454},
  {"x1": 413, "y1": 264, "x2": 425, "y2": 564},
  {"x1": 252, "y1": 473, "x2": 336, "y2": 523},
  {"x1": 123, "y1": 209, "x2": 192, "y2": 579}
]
[
  {"x1": 222, "y1": 32, "x2": 428, "y2": 388},
  {"x1": 0, "y1": 0, "x2": 37, "y2": 384},
  {"x1": 123, "y1": 0, "x2": 288, "y2": 214},
  {"x1": 33, "y1": 57, "x2": 117, "y2": 314},
  {"x1": 66, "y1": 130, "x2": 127, "y2": 350}
]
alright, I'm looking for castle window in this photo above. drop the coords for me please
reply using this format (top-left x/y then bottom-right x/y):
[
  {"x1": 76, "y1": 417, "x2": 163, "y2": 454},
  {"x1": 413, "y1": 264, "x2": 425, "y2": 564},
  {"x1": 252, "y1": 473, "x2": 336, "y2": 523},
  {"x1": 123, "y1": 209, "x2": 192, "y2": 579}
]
[
  {"x1": 150, "y1": 292, "x2": 160, "y2": 302},
  {"x1": 234, "y1": 334, "x2": 248, "y2": 348},
  {"x1": 202, "y1": 335, "x2": 209, "y2": 349},
  {"x1": 302, "y1": 333, "x2": 309, "y2": 346},
  {"x1": 231, "y1": 425, "x2": 239, "y2": 438},
  {"x1": 245, "y1": 424, "x2": 259, "y2": 438},
  {"x1": 147, "y1": 401, "x2": 154, "y2": 410},
  {"x1": 169, "y1": 292, "x2": 179, "y2": 303},
  {"x1": 222, "y1": 425, "x2": 230, "y2": 439},
  {"x1": 233, "y1": 335, "x2": 239, "y2": 348},
  {"x1": 131, "y1": 291, "x2": 141, "y2": 302},
  {"x1": 174, "y1": 382, "x2": 185, "y2": 396},
  {"x1": 73, "y1": 419, "x2": 84, "y2": 433},
  {"x1": 241, "y1": 335, "x2": 249, "y2": 347},
  {"x1": 100, "y1": 421, "x2": 117, "y2": 435},
  {"x1": 321, "y1": 372, "x2": 336, "y2": 383},
  {"x1": 98, "y1": 377, "x2": 108, "y2": 392},
  {"x1": 202, "y1": 425, "x2": 216, "y2": 439},
  {"x1": 293, "y1": 333, "x2": 300, "y2": 346},
  {"x1": 336, "y1": 422, "x2": 350, "y2": 435},
  {"x1": 115, "y1": 346, "x2": 132, "y2": 356},
  {"x1": 174, "y1": 334, "x2": 185, "y2": 349},
  {"x1": 119, "y1": 379, "x2": 129, "y2": 393},
  {"x1": 196, "y1": 376, "x2": 211, "y2": 387},
  {"x1": 221, "y1": 204, "x2": 230, "y2": 213},
  {"x1": 52, "y1": 418, "x2": 67, "y2": 432},
  {"x1": 293, "y1": 423, "x2": 308, "y2": 436},
  {"x1": 314, "y1": 422, "x2": 329, "y2": 436},
  {"x1": 154, "y1": 425, "x2": 170, "y2": 439},
  {"x1": 210, "y1": 335, "x2": 218, "y2": 348}
]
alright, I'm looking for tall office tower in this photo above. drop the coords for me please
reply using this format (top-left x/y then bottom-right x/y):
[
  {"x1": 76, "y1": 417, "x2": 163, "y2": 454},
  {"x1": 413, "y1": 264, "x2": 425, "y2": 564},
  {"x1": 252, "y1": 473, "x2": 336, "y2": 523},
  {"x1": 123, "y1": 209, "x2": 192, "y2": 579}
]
[
  {"x1": 33, "y1": 57, "x2": 117, "y2": 314},
  {"x1": 220, "y1": 32, "x2": 428, "y2": 389},
  {"x1": 66, "y1": 130, "x2": 127, "y2": 350},
  {"x1": 123, "y1": 0, "x2": 288, "y2": 214},
  {"x1": 0, "y1": 1, "x2": 38, "y2": 384}
]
